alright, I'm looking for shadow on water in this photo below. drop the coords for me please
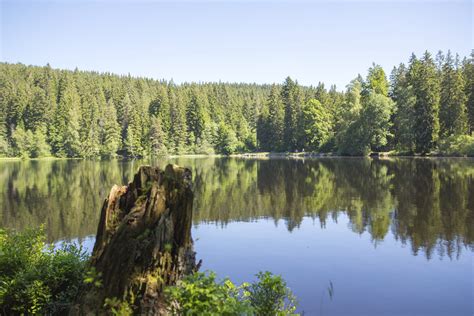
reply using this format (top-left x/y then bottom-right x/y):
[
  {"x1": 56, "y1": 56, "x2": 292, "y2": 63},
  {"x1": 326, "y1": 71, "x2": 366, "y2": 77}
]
[{"x1": 0, "y1": 157, "x2": 473, "y2": 259}]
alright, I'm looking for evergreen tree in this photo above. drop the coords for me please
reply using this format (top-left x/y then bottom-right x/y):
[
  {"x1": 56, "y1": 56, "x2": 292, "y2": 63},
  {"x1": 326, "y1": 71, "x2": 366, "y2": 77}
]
[
  {"x1": 148, "y1": 115, "x2": 167, "y2": 156},
  {"x1": 256, "y1": 100, "x2": 271, "y2": 151},
  {"x1": 463, "y1": 52, "x2": 474, "y2": 134},
  {"x1": 440, "y1": 51, "x2": 468, "y2": 136},
  {"x1": 24, "y1": 87, "x2": 49, "y2": 132},
  {"x1": 390, "y1": 64, "x2": 416, "y2": 152},
  {"x1": 125, "y1": 107, "x2": 144, "y2": 158},
  {"x1": 267, "y1": 85, "x2": 284, "y2": 151},
  {"x1": 186, "y1": 87, "x2": 208, "y2": 148},
  {"x1": 50, "y1": 74, "x2": 82, "y2": 157},
  {"x1": 79, "y1": 84, "x2": 101, "y2": 157},
  {"x1": 409, "y1": 52, "x2": 441, "y2": 154},
  {"x1": 168, "y1": 86, "x2": 187, "y2": 154},
  {"x1": 100, "y1": 99, "x2": 121, "y2": 157},
  {"x1": 282, "y1": 77, "x2": 301, "y2": 151},
  {"x1": 364, "y1": 63, "x2": 389, "y2": 96}
]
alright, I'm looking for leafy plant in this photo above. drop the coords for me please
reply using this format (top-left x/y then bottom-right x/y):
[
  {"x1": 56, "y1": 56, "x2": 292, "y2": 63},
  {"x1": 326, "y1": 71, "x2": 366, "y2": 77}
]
[
  {"x1": 0, "y1": 227, "x2": 89, "y2": 315},
  {"x1": 244, "y1": 271, "x2": 298, "y2": 316},
  {"x1": 165, "y1": 272, "x2": 253, "y2": 315},
  {"x1": 165, "y1": 271, "x2": 298, "y2": 315}
]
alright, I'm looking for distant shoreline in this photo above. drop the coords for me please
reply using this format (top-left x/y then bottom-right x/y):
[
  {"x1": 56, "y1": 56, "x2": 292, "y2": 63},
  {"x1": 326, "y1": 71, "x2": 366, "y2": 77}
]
[{"x1": 1, "y1": 152, "x2": 473, "y2": 161}]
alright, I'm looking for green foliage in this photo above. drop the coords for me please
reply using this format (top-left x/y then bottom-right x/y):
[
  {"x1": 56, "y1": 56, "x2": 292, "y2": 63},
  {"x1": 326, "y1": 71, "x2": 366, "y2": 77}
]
[
  {"x1": 12, "y1": 126, "x2": 51, "y2": 158},
  {"x1": 438, "y1": 134, "x2": 474, "y2": 156},
  {"x1": 0, "y1": 50, "x2": 472, "y2": 157},
  {"x1": 245, "y1": 271, "x2": 298, "y2": 316},
  {"x1": 165, "y1": 271, "x2": 298, "y2": 315},
  {"x1": 391, "y1": 64, "x2": 416, "y2": 152},
  {"x1": 364, "y1": 63, "x2": 389, "y2": 96},
  {"x1": 216, "y1": 122, "x2": 239, "y2": 155},
  {"x1": 301, "y1": 99, "x2": 332, "y2": 151},
  {"x1": 439, "y1": 51, "x2": 468, "y2": 137},
  {"x1": 282, "y1": 77, "x2": 302, "y2": 151},
  {"x1": 409, "y1": 52, "x2": 441, "y2": 154},
  {"x1": 0, "y1": 227, "x2": 89, "y2": 315},
  {"x1": 165, "y1": 272, "x2": 253, "y2": 315},
  {"x1": 100, "y1": 99, "x2": 122, "y2": 157}
]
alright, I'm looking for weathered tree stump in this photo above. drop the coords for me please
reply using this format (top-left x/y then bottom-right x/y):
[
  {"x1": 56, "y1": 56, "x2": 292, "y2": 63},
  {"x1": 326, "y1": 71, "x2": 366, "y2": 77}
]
[{"x1": 71, "y1": 164, "x2": 197, "y2": 315}]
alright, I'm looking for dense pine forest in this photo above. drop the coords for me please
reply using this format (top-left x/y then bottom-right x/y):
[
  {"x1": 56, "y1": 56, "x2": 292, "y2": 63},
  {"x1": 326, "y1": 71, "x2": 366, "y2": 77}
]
[{"x1": 1, "y1": 50, "x2": 473, "y2": 158}]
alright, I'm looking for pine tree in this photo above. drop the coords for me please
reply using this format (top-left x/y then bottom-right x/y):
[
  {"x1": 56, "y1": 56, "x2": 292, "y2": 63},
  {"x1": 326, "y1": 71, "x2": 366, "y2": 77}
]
[
  {"x1": 168, "y1": 86, "x2": 187, "y2": 154},
  {"x1": 390, "y1": 64, "x2": 416, "y2": 152},
  {"x1": 125, "y1": 107, "x2": 144, "y2": 158},
  {"x1": 267, "y1": 85, "x2": 284, "y2": 151},
  {"x1": 79, "y1": 83, "x2": 101, "y2": 157},
  {"x1": 100, "y1": 99, "x2": 121, "y2": 157},
  {"x1": 50, "y1": 74, "x2": 82, "y2": 157},
  {"x1": 364, "y1": 63, "x2": 389, "y2": 96},
  {"x1": 256, "y1": 100, "x2": 271, "y2": 151},
  {"x1": 463, "y1": 51, "x2": 474, "y2": 134},
  {"x1": 186, "y1": 87, "x2": 208, "y2": 148},
  {"x1": 440, "y1": 51, "x2": 468, "y2": 137},
  {"x1": 282, "y1": 77, "x2": 301, "y2": 151},
  {"x1": 24, "y1": 87, "x2": 49, "y2": 132},
  {"x1": 409, "y1": 52, "x2": 441, "y2": 154},
  {"x1": 148, "y1": 115, "x2": 167, "y2": 156}
]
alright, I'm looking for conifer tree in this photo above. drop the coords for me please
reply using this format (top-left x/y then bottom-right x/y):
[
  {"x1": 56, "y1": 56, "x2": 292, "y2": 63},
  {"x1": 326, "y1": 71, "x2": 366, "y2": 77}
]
[
  {"x1": 100, "y1": 99, "x2": 121, "y2": 157},
  {"x1": 168, "y1": 86, "x2": 187, "y2": 154},
  {"x1": 50, "y1": 74, "x2": 82, "y2": 157},
  {"x1": 390, "y1": 64, "x2": 416, "y2": 152},
  {"x1": 463, "y1": 52, "x2": 474, "y2": 134},
  {"x1": 440, "y1": 51, "x2": 468, "y2": 136},
  {"x1": 186, "y1": 87, "x2": 208, "y2": 148},
  {"x1": 149, "y1": 115, "x2": 167, "y2": 156},
  {"x1": 282, "y1": 77, "x2": 301, "y2": 151},
  {"x1": 409, "y1": 52, "x2": 441, "y2": 153},
  {"x1": 125, "y1": 107, "x2": 144, "y2": 158},
  {"x1": 267, "y1": 85, "x2": 284, "y2": 151}
]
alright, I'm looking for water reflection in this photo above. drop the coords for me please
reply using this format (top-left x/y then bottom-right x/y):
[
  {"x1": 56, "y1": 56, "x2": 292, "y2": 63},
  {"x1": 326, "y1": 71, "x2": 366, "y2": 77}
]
[{"x1": 1, "y1": 157, "x2": 473, "y2": 259}]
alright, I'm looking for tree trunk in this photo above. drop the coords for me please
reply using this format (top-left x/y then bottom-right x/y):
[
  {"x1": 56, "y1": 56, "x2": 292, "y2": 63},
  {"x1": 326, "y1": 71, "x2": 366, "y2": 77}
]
[{"x1": 71, "y1": 164, "x2": 197, "y2": 315}]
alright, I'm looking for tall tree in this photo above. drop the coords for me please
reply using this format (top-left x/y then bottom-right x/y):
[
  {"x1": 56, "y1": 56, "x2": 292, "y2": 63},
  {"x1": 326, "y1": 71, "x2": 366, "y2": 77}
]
[
  {"x1": 148, "y1": 115, "x2": 167, "y2": 156},
  {"x1": 439, "y1": 51, "x2": 468, "y2": 137},
  {"x1": 390, "y1": 64, "x2": 416, "y2": 152},
  {"x1": 409, "y1": 52, "x2": 441, "y2": 154},
  {"x1": 282, "y1": 77, "x2": 301, "y2": 151},
  {"x1": 463, "y1": 52, "x2": 474, "y2": 134},
  {"x1": 50, "y1": 74, "x2": 82, "y2": 157},
  {"x1": 267, "y1": 85, "x2": 285, "y2": 151},
  {"x1": 186, "y1": 87, "x2": 208, "y2": 147},
  {"x1": 301, "y1": 99, "x2": 332, "y2": 151},
  {"x1": 100, "y1": 99, "x2": 121, "y2": 157}
]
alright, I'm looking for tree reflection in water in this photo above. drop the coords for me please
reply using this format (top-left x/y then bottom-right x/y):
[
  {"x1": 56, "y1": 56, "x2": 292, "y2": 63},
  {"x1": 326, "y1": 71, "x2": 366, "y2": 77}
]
[{"x1": 1, "y1": 157, "x2": 472, "y2": 259}]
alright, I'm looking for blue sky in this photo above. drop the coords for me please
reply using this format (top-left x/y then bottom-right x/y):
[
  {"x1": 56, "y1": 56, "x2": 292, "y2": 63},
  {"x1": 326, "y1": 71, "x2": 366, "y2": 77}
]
[{"x1": 1, "y1": 0, "x2": 472, "y2": 89}]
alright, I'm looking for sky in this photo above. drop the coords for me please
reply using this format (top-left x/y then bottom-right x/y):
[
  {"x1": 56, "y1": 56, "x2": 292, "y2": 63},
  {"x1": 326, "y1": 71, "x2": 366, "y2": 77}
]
[{"x1": 1, "y1": 0, "x2": 472, "y2": 89}]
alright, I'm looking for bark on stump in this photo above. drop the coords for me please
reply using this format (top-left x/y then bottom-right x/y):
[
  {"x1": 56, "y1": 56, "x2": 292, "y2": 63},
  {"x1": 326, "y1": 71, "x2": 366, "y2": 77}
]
[{"x1": 71, "y1": 164, "x2": 196, "y2": 315}]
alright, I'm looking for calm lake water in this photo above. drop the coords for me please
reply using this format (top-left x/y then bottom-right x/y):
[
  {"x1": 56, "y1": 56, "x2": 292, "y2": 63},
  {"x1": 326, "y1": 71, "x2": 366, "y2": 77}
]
[{"x1": 1, "y1": 157, "x2": 473, "y2": 315}]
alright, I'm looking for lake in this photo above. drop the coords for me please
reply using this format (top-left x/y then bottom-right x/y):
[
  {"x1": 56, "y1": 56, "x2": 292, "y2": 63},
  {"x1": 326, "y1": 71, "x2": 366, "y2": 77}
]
[{"x1": 0, "y1": 157, "x2": 473, "y2": 315}]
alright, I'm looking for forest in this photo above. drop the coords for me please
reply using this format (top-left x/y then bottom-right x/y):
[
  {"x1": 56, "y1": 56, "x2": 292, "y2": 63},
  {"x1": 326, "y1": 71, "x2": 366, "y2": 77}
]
[{"x1": 0, "y1": 50, "x2": 473, "y2": 158}]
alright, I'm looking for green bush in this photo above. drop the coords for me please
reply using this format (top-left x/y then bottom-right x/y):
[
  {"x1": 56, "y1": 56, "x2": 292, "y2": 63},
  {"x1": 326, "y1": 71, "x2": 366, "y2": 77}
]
[
  {"x1": 245, "y1": 271, "x2": 298, "y2": 315},
  {"x1": 165, "y1": 271, "x2": 298, "y2": 315},
  {"x1": 438, "y1": 134, "x2": 474, "y2": 156},
  {"x1": 0, "y1": 227, "x2": 88, "y2": 314}
]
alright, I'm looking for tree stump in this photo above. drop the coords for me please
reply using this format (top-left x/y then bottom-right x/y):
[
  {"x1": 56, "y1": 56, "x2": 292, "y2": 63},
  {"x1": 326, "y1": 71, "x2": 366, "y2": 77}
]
[{"x1": 71, "y1": 164, "x2": 197, "y2": 315}]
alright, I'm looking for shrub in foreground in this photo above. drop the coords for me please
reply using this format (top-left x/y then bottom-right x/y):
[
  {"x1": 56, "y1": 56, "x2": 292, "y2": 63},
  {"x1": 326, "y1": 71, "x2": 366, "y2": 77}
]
[
  {"x1": 0, "y1": 227, "x2": 88, "y2": 315},
  {"x1": 166, "y1": 271, "x2": 298, "y2": 315}
]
